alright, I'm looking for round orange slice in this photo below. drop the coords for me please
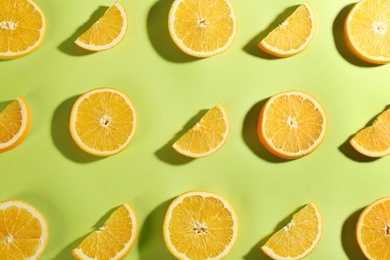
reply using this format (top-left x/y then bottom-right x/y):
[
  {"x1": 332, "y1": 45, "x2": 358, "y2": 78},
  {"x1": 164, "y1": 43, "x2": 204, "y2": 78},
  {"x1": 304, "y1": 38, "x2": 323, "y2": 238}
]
[
  {"x1": 0, "y1": 97, "x2": 32, "y2": 152},
  {"x1": 356, "y1": 197, "x2": 390, "y2": 260},
  {"x1": 0, "y1": 200, "x2": 49, "y2": 259},
  {"x1": 72, "y1": 203, "x2": 138, "y2": 260},
  {"x1": 163, "y1": 190, "x2": 239, "y2": 260},
  {"x1": 258, "y1": 2, "x2": 315, "y2": 57},
  {"x1": 168, "y1": 0, "x2": 237, "y2": 57},
  {"x1": 257, "y1": 90, "x2": 327, "y2": 159},
  {"x1": 345, "y1": 0, "x2": 390, "y2": 64},
  {"x1": 69, "y1": 88, "x2": 137, "y2": 156},
  {"x1": 75, "y1": 1, "x2": 128, "y2": 51},
  {"x1": 0, "y1": 0, "x2": 46, "y2": 59}
]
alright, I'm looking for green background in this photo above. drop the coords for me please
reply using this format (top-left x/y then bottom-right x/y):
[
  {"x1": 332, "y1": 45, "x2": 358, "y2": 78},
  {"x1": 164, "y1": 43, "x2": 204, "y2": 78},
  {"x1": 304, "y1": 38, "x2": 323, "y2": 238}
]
[{"x1": 1, "y1": 0, "x2": 388, "y2": 259}]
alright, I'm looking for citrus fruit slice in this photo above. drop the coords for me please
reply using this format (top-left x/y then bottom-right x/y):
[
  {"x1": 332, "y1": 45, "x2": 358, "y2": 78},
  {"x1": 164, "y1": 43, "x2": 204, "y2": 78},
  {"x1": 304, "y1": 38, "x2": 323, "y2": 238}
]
[
  {"x1": 261, "y1": 201, "x2": 323, "y2": 260},
  {"x1": 0, "y1": 97, "x2": 32, "y2": 152},
  {"x1": 69, "y1": 88, "x2": 137, "y2": 156},
  {"x1": 75, "y1": 1, "x2": 128, "y2": 51},
  {"x1": 356, "y1": 197, "x2": 390, "y2": 260},
  {"x1": 72, "y1": 203, "x2": 138, "y2": 260},
  {"x1": 350, "y1": 107, "x2": 390, "y2": 157},
  {"x1": 345, "y1": 0, "x2": 390, "y2": 64},
  {"x1": 0, "y1": 0, "x2": 46, "y2": 59},
  {"x1": 258, "y1": 2, "x2": 315, "y2": 57},
  {"x1": 0, "y1": 199, "x2": 49, "y2": 259},
  {"x1": 163, "y1": 190, "x2": 239, "y2": 260},
  {"x1": 172, "y1": 104, "x2": 229, "y2": 158},
  {"x1": 168, "y1": 0, "x2": 237, "y2": 57},
  {"x1": 257, "y1": 90, "x2": 327, "y2": 159}
]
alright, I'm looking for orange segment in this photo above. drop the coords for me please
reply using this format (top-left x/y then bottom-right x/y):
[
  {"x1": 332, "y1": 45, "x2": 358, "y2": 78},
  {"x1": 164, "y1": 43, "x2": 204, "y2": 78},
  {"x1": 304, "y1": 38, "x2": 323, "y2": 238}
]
[
  {"x1": 345, "y1": 0, "x2": 390, "y2": 64},
  {"x1": 168, "y1": 0, "x2": 237, "y2": 57},
  {"x1": 258, "y1": 2, "x2": 315, "y2": 57},
  {"x1": 0, "y1": 0, "x2": 46, "y2": 59},
  {"x1": 75, "y1": 1, "x2": 128, "y2": 51},
  {"x1": 69, "y1": 88, "x2": 137, "y2": 156},
  {"x1": 356, "y1": 197, "x2": 390, "y2": 260},
  {"x1": 261, "y1": 201, "x2": 323, "y2": 260},
  {"x1": 163, "y1": 190, "x2": 239, "y2": 260},
  {"x1": 0, "y1": 97, "x2": 32, "y2": 152},
  {"x1": 72, "y1": 203, "x2": 138, "y2": 260},
  {"x1": 0, "y1": 200, "x2": 49, "y2": 259},
  {"x1": 172, "y1": 104, "x2": 229, "y2": 158},
  {"x1": 257, "y1": 90, "x2": 327, "y2": 159},
  {"x1": 350, "y1": 107, "x2": 390, "y2": 157}
]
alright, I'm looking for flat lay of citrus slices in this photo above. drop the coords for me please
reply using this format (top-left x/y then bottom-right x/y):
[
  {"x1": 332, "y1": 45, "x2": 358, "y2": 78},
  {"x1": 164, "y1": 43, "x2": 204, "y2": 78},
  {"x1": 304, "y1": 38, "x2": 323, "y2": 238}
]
[
  {"x1": 69, "y1": 88, "x2": 137, "y2": 156},
  {"x1": 0, "y1": 97, "x2": 31, "y2": 152},
  {"x1": 0, "y1": 200, "x2": 49, "y2": 259},
  {"x1": 345, "y1": 0, "x2": 390, "y2": 64},
  {"x1": 0, "y1": 0, "x2": 46, "y2": 59},
  {"x1": 163, "y1": 190, "x2": 239, "y2": 260},
  {"x1": 258, "y1": 2, "x2": 315, "y2": 57},
  {"x1": 257, "y1": 90, "x2": 327, "y2": 159},
  {"x1": 75, "y1": 1, "x2": 128, "y2": 51},
  {"x1": 168, "y1": 0, "x2": 237, "y2": 57}
]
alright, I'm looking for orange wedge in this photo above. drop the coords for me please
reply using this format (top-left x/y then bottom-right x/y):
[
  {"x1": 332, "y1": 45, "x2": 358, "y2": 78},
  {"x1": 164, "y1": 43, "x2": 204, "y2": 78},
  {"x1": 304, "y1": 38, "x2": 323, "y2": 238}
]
[
  {"x1": 69, "y1": 88, "x2": 137, "y2": 156},
  {"x1": 345, "y1": 0, "x2": 390, "y2": 64},
  {"x1": 172, "y1": 104, "x2": 229, "y2": 158},
  {"x1": 350, "y1": 107, "x2": 390, "y2": 157},
  {"x1": 258, "y1": 2, "x2": 316, "y2": 57},
  {"x1": 72, "y1": 203, "x2": 138, "y2": 260},
  {"x1": 163, "y1": 190, "x2": 239, "y2": 260},
  {"x1": 168, "y1": 0, "x2": 237, "y2": 57},
  {"x1": 261, "y1": 201, "x2": 323, "y2": 260},
  {"x1": 75, "y1": 1, "x2": 128, "y2": 51},
  {"x1": 0, "y1": 97, "x2": 32, "y2": 152},
  {"x1": 0, "y1": 0, "x2": 46, "y2": 59},
  {"x1": 257, "y1": 90, "x2": 327, "y2": 159},
  {"x1": 0, "y1": 199, "x2": 49, "y2": 259}
]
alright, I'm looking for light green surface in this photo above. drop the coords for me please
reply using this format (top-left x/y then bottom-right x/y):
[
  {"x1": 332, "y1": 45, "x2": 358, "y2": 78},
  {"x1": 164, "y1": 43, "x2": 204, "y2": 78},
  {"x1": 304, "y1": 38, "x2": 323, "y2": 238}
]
[{"x1": 1, "y1": 0, "x2": 388, "y2": 259}]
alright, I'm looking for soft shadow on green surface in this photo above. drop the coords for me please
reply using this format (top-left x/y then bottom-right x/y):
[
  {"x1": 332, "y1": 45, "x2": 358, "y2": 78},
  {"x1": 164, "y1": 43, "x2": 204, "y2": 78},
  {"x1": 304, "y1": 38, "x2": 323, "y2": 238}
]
[
  {"x1": 147, "y1": 0, "x2": 198, "y2": 63},
  {"x1": 54, "y1": 206, "x2": 118, "y2": 259},
  {"x1": 245, "y1": 205, "x2": 303, "y2": 260},
  {"x1": 0, "y1": 100, "x2": 12, "y2": 112},
  {"x1": 138, "y1": 199, "x2": 175, "y2": 259},
  {"x1": 58, "y1": 6, "x2": 108, "y2": 56},
  {"x1": 333, "y1": 4, "x2": 381, "y2": 68},
  {"x1": 242, "y1": 99, "x2": 288, "y2": 163},
  {"x1": 341, "y1": 208, "x2": 366, "y2": 260},
  {"x1": 155, "y1": 110, "x2": 208, "y2": 165},
  {"x1": 243, "y1": 5, "x2": 298, "y2": 59},
  {"x1": 51, "y1": 96, "x2": 104, "y2": 163}
]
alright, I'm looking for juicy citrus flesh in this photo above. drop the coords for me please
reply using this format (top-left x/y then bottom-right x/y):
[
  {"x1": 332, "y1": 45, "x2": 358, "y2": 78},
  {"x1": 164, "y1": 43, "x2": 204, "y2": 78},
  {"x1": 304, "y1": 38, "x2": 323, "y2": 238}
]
[
  {"x1": 0, "y1": 97, "x2": 31, "y2": 152},
  {"x1": 350, "y1": 107, "x2": 390, "y2": 158},
  {"x1": 168, "y1": 0, "x2": 237, "y2": 57},
  {"x1": 261, "y1": 201, "x2": 323, "y2": 260},
  {"x1": 356, "y1": 197, "x2": 390, "y2": 260},
  {"x1": 72, "y1": 203, "x2": 138, "y2": 260},
  {"x1": 345, "y1": 0, "x2": 390, "y2": 64},
  {"x1": 258, "y1": 2, "x2": 315, "y2": 57},
  {"x1": 163, "y1": 191, "x2": 239, "y2": 260},
  {"x1": 172, "y1": 104, "x2": 229, "y2": 158},
  {"x1": 0, "y1": 0, "x2": 46, "y2": 59},
  {"x1": 0, "y1": 200, "x2": 49, "y2": 259},
  {"x1": 75, "y1": 1, "x2": 127, "y2": 51},
  {"x1": 69, "y1": 88, "x2": 137, "y2": 156},
  {"x1": 257, "y1": 90, "x2": 327, "y2": 159}
]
